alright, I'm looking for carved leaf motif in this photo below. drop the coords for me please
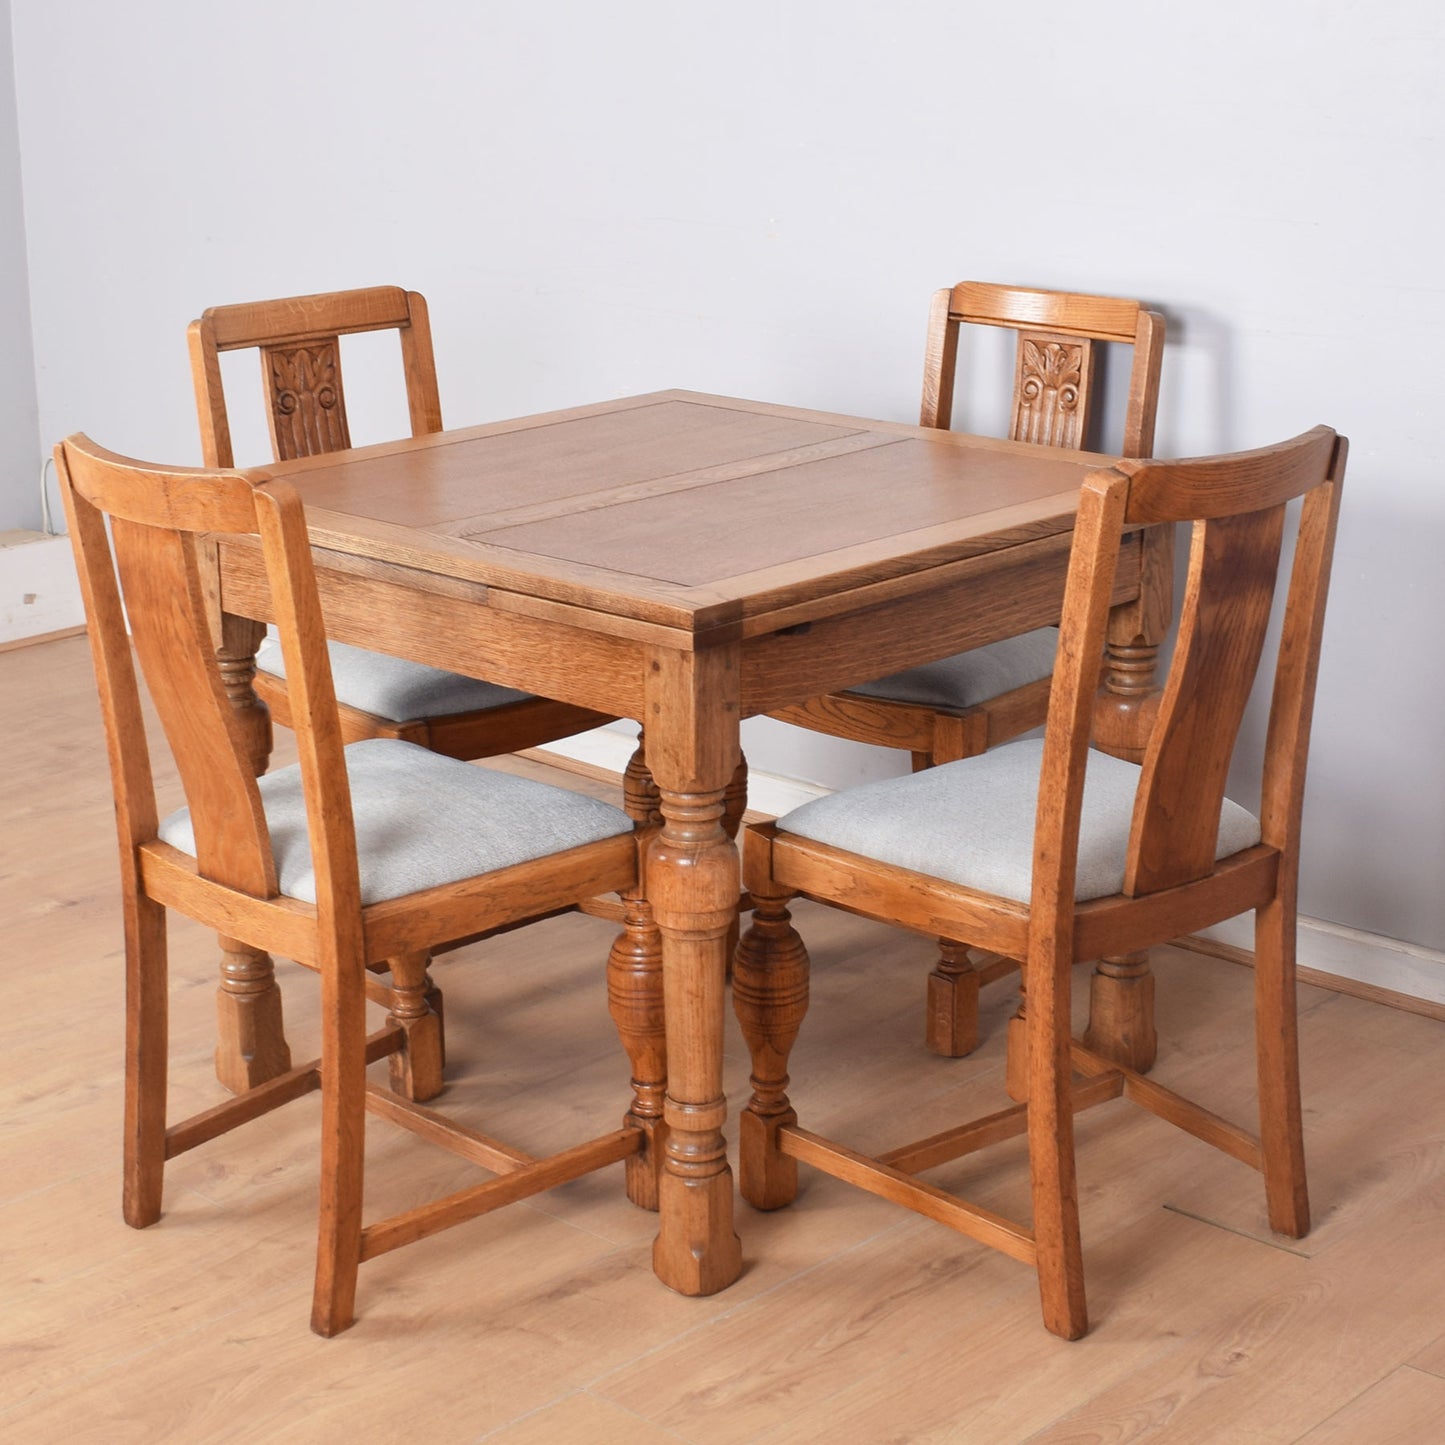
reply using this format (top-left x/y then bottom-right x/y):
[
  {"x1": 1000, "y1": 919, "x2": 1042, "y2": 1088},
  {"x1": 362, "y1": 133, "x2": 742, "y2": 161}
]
[
  {"x1": 1015, "y1": 335, "x2": 1087, "y2": 448},
  {"x1": 265, "y1": 341, "x2": 349, "y2": 458}
]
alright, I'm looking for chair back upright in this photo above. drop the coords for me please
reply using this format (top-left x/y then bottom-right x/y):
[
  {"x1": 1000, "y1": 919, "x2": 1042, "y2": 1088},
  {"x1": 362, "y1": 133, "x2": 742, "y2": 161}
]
[
  {"x1": 55, "y1": 436, "x2": 358, "y2": 911},
  {"x1": 188, "y1": 285, "x2": 442, "y2": 467},
  {"x1": 921, "y1": 281, "x2": 1165, "y2": 458},
  {"x1": 1033, "y1": 426, "x2": 1346, "y2": 922}
]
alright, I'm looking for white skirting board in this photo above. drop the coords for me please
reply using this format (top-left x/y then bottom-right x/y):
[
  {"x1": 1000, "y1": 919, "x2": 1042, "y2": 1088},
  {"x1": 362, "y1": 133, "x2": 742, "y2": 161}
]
[
  {"x1": 542, "y1": 724, "x2": 1445, "y2": 1008},
  {"x1": 0, "y1": 532, "x2": 83, "y2": 646},
  {"x1": 1196, "y1": 913, "x2": 1445, "y2": 1008}
]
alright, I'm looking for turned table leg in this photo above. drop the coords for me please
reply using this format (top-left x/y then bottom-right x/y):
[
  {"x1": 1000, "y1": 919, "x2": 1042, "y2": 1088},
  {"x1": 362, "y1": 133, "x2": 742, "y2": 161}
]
[
  {"x1": 214, "y1": 613, "x2": 291, "y2": 1092},
  {"x1": 645, "y1": 649, "x2": 743, "y2": 1296},
  {"x1": 1086, "y1": 523, "x2": 1172, "y2": 1072}
]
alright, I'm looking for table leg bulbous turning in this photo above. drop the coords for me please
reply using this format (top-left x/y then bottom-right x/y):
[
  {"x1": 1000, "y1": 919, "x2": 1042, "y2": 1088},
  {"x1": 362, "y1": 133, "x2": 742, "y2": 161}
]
[
  {"x1": 215, "y1": 617, "x2": 292, "y2": 1092},
  {"x1": 1086, "y1": 571, "x2": 1169, "y2": 1073}
]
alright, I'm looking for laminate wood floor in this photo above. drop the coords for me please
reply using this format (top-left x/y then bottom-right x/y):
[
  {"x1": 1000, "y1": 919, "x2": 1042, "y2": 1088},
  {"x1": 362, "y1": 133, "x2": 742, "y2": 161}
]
[{"x1": 3, "y1": 635, "x2": 1443, "y2": 1443}]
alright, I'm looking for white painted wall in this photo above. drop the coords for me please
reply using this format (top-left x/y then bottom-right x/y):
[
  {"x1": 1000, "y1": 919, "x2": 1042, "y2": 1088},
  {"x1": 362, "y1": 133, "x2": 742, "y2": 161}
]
[
  {"x1": 0, "y1": 0, "x2": 39, "y2": 530},
  {"x1": 8, "y1": 2, "x2": 1445, "y2": 961}
]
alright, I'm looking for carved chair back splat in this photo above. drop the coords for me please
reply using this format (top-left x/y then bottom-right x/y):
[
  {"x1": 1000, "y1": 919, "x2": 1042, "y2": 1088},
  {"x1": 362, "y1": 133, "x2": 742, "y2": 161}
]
[
  {"x1": 186, "y1": 286, "x2": 615, "y2": 1100},
  {"x1": 768, "y1": 281, "x2": 1167, "y2": 1060}
]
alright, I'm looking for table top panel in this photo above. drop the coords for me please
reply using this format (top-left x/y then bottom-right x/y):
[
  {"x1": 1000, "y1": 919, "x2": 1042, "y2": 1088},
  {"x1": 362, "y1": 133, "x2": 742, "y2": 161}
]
[
  {"x1": 470, "y1": 433, "x2": 1095, "y2": 587},
  {"x1": 279, "y1": 399, "x2": 858, "y2": 527},
  {"x1": 269, "y1": 392, "x2": 1115, "y2": 635}
]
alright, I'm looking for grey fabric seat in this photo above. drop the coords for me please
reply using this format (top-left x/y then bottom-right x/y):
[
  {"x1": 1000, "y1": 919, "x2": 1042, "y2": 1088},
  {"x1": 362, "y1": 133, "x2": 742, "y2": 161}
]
[
  {"x1": 160, "y1": 738, "x2": 633, "y2": 905},
  {"x1": 257, "y1": 638, "x2": 533, "y2": 723},
  {"x1": 847, "y1": 628, "x2": 1058, "y2": 710},
  {"x1": 776, "y1": 737, "x2": 1261, "y2": 904}
]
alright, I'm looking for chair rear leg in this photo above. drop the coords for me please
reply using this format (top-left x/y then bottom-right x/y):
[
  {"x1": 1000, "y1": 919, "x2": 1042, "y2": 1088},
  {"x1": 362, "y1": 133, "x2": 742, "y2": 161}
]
[
  {"x1": 123, "y1": 893, "x2": 169, "y2": 1228},
  {"x1": 1255, "y1": 897, "x2": 1310, "y2": 1237}
]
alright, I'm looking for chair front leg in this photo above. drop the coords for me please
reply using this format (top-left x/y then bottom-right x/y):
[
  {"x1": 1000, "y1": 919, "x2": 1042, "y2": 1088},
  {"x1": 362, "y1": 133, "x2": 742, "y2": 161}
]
[
  {"x1": 385, "y1": 950, "x2": 444, "y2": 1103},
  {"x1": 1025, "y1": 938, "x2": 1088, "y2": 1341},
  {"x1": 608, "y1": 885, "x2": 668, "y2": 1211},
  {"x1": 733, "y1": 870, "x2": 810, "y2": 1211},
  {"x1": 311, "y1": 935, "x2": 370, "y2": 1337},
  {"x1": 926, "y1": 940, "x2": 982, "y2": 1057}
]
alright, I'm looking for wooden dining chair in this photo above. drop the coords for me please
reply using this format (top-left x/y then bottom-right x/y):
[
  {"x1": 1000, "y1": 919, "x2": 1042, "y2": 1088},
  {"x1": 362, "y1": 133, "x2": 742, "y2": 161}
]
[
  {"x1": 769, "y1": 282, "x2": 1167, "y2": 1059},
  {"x1": 188, "y1": 286, "x2": 618, "y2": 1093},
  {"x1": 736, "y1": 426, "x2": 1346, "y2": 1339},
  {"x1": 188, "y1": 284, "x2": 615, "y2": 758},
  {"x1": 56, "y1": 434, "x2": 665, "y2": 1336}
]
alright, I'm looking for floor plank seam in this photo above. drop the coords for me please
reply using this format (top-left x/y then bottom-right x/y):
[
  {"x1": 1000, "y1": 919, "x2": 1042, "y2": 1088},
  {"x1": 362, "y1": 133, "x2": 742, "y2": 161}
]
[
  {"x1": 0, "y1": 1276, "x2": 306, "y2": 1428},
  {"x1": 1160, "y1": 1203, "x2": 1313, "y2": 1258}
]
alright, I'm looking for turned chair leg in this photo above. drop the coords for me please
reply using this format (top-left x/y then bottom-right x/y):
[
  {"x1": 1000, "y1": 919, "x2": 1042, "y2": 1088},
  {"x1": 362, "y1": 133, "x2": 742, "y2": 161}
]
[
  {"x1": 926, "y1": 940, "x2": 983, "y2": 1057},
  {"x1": 1082, "y1": 949, "x2": 1157, "y2": 1073},
  {"x1": 608, "y1": 885, "x2": 668, "y2": 1210},
  {"x1": 215, "y1": 936, "x2": 293, "y2": 1094},
  {"x1": 733, "y1": 879, "x2": 810, "y2": 1211},
  {"x1": 385, "y1": 950, "x2": 445, "y2": 1103}
]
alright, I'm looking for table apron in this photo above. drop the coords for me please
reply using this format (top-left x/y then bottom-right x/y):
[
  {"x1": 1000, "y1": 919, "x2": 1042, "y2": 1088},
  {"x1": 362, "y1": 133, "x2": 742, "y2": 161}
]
[
  {"x1": 738, "y1": 531, "x2": 1140, "y2": 715},
  {"x1": 218, "y1": 541, "x2": 650, "y2": 719}
]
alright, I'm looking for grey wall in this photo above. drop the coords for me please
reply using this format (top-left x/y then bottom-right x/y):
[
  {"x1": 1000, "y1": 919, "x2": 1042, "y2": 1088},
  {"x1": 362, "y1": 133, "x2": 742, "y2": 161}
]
[
  {"x1": 9, "y1": 0, "x2": 1445, "y2": 950},
  {"x1": 0, "y1": 0, "x2": 38, "y2": 530}
]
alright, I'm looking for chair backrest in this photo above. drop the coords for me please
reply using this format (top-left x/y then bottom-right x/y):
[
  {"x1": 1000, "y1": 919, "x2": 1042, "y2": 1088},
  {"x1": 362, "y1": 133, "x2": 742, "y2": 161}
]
[
  {"x1": 55, "y1": 435, "x2": 359, "y2": 911},
  {"x1": 187, "y1": 286, "x2": 442, "y2": 467},
  {"x1": 921, "y1": 282, "x2": 1165, "y2": 458},
  {"x1": 1033, "y1": 427, "x2": 1346, "y2": 917}
]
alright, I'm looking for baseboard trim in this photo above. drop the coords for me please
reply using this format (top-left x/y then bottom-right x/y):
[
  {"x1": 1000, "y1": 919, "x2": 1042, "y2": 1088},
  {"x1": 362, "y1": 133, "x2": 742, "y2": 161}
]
[
  {"x1": 1173, "y1": 932, "x2": 1445, "y2": 1023},
  {"x1": 0, "y1": 532, "x2": 85, "y2": 646},
  {"x1": 1191, "y1": 913, "x2": 1445, "y2": 1012},
  {"x1": 0, "y1": 622, "x2": 86, "y2": 654}
]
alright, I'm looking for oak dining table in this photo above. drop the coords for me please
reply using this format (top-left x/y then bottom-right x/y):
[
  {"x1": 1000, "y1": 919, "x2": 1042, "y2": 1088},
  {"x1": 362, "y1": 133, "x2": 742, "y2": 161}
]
[{"x1": 211, "y1": 388, "x2": 1167, "y2": 1297}]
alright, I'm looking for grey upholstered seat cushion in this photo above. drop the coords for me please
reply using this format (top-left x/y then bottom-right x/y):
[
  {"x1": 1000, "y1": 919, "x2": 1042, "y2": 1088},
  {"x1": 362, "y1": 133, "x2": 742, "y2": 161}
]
[
  {"x1": 776, "y1": 737, "x2": 1261, "y2": 904},
  {"x1": 257, "y1": 638, "x2": 533, "y2": 722},
  {"x1": 846, "y1": 628, "x2": 1058, "y2": 710},
  {"x1": 158, "y1": 738, "x2": 633, "y2": 905}
]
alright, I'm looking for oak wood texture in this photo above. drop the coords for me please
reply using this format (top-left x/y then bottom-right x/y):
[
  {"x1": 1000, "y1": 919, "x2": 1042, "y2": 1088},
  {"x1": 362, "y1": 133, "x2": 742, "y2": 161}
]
[
  {"x1": 213, "y1": 388, "x2": 1141, "y2": 1300},
  {"x1": 190, "y1": 287, "x2": 614, "y2": 1095},
  {"x1": 55, "y1": 435, "x2": 653, "y2": 1336},
  {"x1": 770, "y1": 283, "x2": 1168, "y2": 1059},
  {"x1": 7, "y1": 630, "x2": 1445, "y2": 1440},
  {"x1": 737, "y1": 427, "x2": 1346, "y2": 1338}
]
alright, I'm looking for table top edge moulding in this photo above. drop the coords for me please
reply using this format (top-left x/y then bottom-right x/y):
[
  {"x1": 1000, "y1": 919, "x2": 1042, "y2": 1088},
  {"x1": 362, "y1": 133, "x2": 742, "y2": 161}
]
[{"x1": 262, "y1": 393, "x2": 1118, "y2": 639}]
